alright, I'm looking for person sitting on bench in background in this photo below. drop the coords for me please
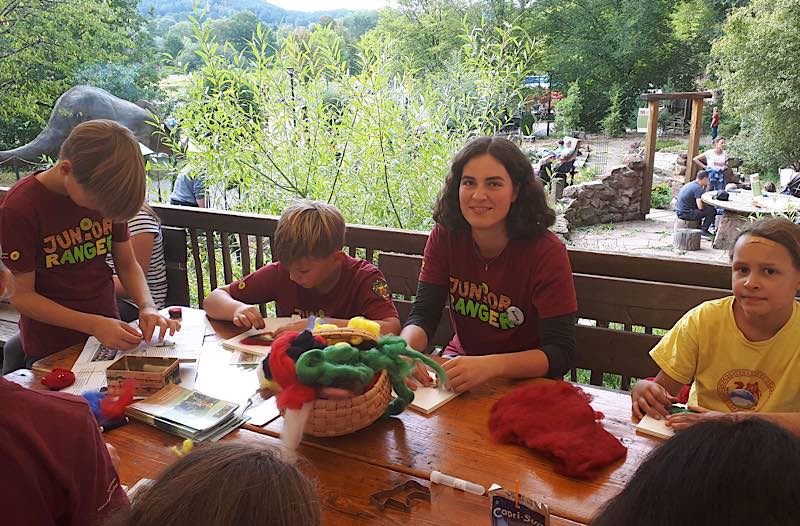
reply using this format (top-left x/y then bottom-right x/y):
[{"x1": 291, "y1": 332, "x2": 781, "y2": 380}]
[{"x1": 675, "y1": 170, "x2": 716, "y2": 239}]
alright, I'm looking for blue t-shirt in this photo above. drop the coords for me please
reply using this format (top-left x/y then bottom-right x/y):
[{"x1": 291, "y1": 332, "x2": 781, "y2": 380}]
[
  {"x1": 676, "y1": 181, "x2": 705, "y2": 214},
  {"x1": 169, "y1": 168, "x2": 205, "y2": 205}
]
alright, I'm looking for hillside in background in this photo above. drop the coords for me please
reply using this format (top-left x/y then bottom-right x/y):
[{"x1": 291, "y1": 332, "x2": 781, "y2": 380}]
[{"x1": 139, "y1": 0, "x2": 354, "y2": 25}]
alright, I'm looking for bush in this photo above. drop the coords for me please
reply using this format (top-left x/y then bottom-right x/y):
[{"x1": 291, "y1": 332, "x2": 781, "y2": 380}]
[
  {"x1": 651, "y1": 183, "x2": 672, "y2": 209},
  {"x1": 555, "y1": 82, "x2": 582, "y2": 136},
  {"x1": 601, "y1": 85, "x2": 625, "y2": 137}
]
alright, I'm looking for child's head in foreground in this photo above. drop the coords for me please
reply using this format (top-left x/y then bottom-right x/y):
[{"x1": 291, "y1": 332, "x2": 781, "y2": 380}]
[
  {"x1": 109, "y1": 442, "x2": 321, "y2": 526},
  {"x1": 274, "y1": 199, "x2": 346, "y2": 290},
  {"x1": 57, "y1": 119, "x2": 146, "y2": 221},
  {"x1": 729, "y1": 217, "x2": 800, "y2": 319},
  {"x1": 591, "y1": 418, "x2": 800, "y2": 526}
]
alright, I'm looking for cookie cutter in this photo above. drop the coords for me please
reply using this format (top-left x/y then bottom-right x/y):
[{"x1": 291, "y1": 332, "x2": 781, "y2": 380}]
[{"x1": 370, "y1": 480, "x2": 431, "y2": 512}]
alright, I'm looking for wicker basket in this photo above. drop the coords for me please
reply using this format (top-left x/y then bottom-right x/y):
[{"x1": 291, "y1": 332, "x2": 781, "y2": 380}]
[
  {"x1": 312, "y1": 326, "x2": 378, "y2": 346},
  {"x1": 303, "y1": 370, "x2": 393, "y2": 437}
]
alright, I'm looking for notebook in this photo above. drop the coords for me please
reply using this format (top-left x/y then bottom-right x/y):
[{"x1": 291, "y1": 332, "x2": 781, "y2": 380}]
[
  {"x1": 406, "y1": 386, "x2": 461, "y2": 415},
  {"x1": 635, "y1": 414, "x2": 676, "y2": 440},
  {"x1": 125, "y1": 384, "x2": 245, "y2": 442}
]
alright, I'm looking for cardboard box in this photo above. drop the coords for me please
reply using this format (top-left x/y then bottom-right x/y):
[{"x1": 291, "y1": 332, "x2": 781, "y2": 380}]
[{"x1": 106, "y1": 356, "x2": 181, "y2": 396}]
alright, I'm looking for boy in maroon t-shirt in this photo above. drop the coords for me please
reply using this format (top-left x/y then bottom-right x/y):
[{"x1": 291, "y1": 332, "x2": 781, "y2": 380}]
[
  {"x1": 0, "y1": 120, "x2": 180, "y2": 374},
  {"x1": 204, "y1": 200, "x2": 400, "y2": 335},
  {"x1": 0, "y1": 260, "x2": 128, "y2": 524}
]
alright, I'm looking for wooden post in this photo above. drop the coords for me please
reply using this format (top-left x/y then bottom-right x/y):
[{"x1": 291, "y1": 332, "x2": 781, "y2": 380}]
[
  {"x1": 685, "y1": 98, "x2": 705, "y2": 183},
  {"x1": 551, "y1": 177, "x2": 565, "y2": 200},
  {"x1": 640, "y1": 100, "x2": 659, "y2": 216}
]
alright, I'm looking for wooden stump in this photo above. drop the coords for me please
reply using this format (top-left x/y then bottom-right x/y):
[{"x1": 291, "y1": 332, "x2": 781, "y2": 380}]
[
  {"x1": 674, "y1": 218, "x2": 700, "y2": 230},
  {"x1": 674, "y1": 228, "x2": 701, "y2": 251},
  {"x1": 551, "y1": 177, "x2": 566, "y2": 200}
]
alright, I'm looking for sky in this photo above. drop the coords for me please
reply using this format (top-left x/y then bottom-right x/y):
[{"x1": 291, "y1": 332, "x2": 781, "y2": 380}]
[{"x1": 268, "y1": 0, "x2": 393, "y2": 12}]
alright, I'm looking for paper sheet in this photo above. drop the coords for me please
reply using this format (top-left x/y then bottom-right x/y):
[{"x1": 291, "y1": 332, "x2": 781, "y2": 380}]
[{"x1": 62, "y1": 371, "x2": 107, "y2": 394}]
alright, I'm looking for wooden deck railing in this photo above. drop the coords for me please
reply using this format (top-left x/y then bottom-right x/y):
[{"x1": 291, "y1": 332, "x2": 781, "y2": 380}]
[{"x1": 0, "y1": 187, "x2": 734, "y2": 389}]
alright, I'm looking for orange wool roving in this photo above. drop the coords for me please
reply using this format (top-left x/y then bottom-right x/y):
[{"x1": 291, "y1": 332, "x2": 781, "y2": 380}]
[{"x1": 489, "y1": 381, "x2": 627, "y2": 479}]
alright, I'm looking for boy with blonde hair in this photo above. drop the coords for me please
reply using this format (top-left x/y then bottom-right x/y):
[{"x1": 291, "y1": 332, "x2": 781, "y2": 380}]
[
  {"x1": 0, "y1": 119, "x2": 180, "y2": 373},
  {"x1": 204, "y1": 199, "x2": 400, "y2": 335}
]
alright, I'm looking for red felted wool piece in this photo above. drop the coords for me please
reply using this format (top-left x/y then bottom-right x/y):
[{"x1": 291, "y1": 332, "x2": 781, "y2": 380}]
[
  {"x1": 269, "y1": 331, "x2": 320, "y2": 410},
  {"x1": 100, "y1": 379, "x2": 135, "y2": 420},
  {"x1": 41, "y1": 368, "x2": 76, "y2": 390},
  {"x1": 489, "y1": 381, "x2": 627, "y2": 479}
]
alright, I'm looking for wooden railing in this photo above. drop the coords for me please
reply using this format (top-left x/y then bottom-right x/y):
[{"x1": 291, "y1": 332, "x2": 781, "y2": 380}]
[{"x1": 0, "y1": 186, "x2": 734, "y2": 390}]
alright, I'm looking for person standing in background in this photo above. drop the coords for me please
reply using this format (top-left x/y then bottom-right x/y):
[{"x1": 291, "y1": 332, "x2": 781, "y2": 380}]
[{"x1": 711, "y1": 107, "x2": 720, "y2": 140}]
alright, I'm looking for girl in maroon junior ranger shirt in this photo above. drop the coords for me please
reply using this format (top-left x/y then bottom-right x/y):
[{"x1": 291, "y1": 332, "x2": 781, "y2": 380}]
[{"x1": 401, "y1": 136, "x2": 577, "y2": 393}]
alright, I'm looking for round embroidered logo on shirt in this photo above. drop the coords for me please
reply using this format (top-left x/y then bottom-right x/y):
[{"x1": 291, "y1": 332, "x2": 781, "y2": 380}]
[
  {"x1": 371, "y1": 279, "x2": 391, "y2": 301},
  {"x1": 716, "y1": 368, "x2": 774, "y2": 412},
  {"x1": 238, "y1": 281, "x2": 246, "y2": 290},
  {"x1": 79, "y1": 217, "x2": 93, "y2": 231},
  {"x1": 507, "y1": 306, "x2": 524, "y2": 326},
  {"x1": 8, "y1": 250, "x2": 20, "y2": 261}
]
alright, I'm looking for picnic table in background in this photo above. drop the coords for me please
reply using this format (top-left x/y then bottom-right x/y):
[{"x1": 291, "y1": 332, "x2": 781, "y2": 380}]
[
  {"x1": 5, "y1": 308, "x2": 661, "y2": 525},
  {"x1": 702, "y1": 190, "x2": 800, "y2": 250}
]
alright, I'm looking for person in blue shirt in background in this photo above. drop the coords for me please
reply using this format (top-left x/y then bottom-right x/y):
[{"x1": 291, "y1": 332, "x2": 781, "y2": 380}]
[
  {"x1": 675, "y1": 170, "x2": 716, "y2": 239},
  {"x1": 169, "y1": 166, "x2": 206, "y2": 207}
]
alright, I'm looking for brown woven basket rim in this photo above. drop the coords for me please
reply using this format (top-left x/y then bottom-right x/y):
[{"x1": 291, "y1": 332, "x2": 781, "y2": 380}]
[{"x1": 312, "y1": 327, "x2": 379, "y2": 341}]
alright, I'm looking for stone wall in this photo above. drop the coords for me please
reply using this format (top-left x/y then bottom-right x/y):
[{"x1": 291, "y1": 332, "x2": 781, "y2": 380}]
[{"x1": 562, "y1": 157, "x2": 645, "y2": 227}]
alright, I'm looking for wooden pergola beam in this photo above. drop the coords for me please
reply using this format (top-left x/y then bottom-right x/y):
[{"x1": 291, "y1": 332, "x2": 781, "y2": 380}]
[
  {"x1": 640, "y1": 92, "x2": 712, "y2": 101},
  {"x1": 639, "y1": 91, "x2": 712, "y2": 215}
]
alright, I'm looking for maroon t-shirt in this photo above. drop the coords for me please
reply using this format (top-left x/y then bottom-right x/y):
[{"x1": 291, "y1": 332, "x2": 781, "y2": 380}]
[
  {"x1": 0, "y1": 175, "x2": 129, "y2": 358},
  {"x1": 0, "y1": 378, "x2": 128, "y2": 525},
  {"x1": 419, "y1": 224, "x2": 577, "y2": 356},
  {"x1": 229, "y1": 255, "x2": 398, "y2": 321}
]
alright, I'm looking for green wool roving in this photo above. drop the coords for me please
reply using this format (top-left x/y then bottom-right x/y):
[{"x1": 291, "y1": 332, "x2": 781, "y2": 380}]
[{"x1": 294, "y1": 335, "x2": 448, "y2": 416}]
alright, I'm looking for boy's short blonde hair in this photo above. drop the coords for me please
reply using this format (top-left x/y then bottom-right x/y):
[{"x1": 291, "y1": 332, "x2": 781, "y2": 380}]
[
  {"x1": 274, "y1": 200, "x2": 345, "y2": 265},
  {"x1": 59, "y1": 119, "x2": 146, "y2": 221}
]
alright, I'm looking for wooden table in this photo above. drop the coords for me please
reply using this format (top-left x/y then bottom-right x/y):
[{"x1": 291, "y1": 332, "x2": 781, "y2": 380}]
[
  {"x1": 702, "y1": 190, "x2": 800, "y2": 250},
  {"x1": 11, "y1": 309, "x2": 659, "y2": 525}
]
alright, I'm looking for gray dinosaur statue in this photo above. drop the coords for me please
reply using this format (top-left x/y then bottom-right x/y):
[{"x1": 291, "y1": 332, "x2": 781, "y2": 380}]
[{"x1": 0, "y1": 85, "x2": 166, "y2": 164}]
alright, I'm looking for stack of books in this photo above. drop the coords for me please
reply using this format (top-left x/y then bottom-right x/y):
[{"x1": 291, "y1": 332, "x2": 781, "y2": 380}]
[{"x1": 125, "y1": 384, "x2": 246, "y2": 442}]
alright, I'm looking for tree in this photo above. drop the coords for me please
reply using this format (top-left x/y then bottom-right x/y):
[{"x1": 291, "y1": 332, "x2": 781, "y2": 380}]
[
  {"x1": 373, "y1": 0, "x2": 468, "y2": 75},
  {"x1": 554, "y1": 82, "x2": 583, "y2": 135},
  {"x1": 712, "y1": 0, "x2": 800, "y2": 172},
  {"x1": 212, "y1": 11, "x2": 260, "y2": 52},
  {"x1": 533, "y1": 0, "x2": 687, "y2": 129},
  {"x1": 601, "y1": 85, "x2": 626, "y2": 137},
  {"x1": 0, "y1": 0, "x2": 159, "y2": 147}
]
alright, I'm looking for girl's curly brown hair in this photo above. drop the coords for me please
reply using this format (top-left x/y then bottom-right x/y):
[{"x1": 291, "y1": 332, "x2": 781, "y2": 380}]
[{"x1": 432, "y1": 136, "x2": 555, "y2": 239}]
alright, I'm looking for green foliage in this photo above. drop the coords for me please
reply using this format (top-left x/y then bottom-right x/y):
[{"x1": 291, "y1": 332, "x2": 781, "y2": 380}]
[
  {"x1": 651, "y1": 183, "x2": 672, "y2": 209},
  {"x1": 712, "y1": 0, "x2": 800, "y2": 173},
  {"x1": 655, "y1": 139, "x2": 683, "y2": 151},
  {"x1": 0, "y1": 0, "x2": 159, "y2": 145},
  {"x1": 601, "y1": 85, "x2": 626, "y2": 137},
  {"x1": 554, "y1": 82, "x2": 582, "y2": 136},
  {"x1": 175, "y1": 13, "x2": 538, "y2": 229},
  {"x1": 373, "y1": 1, "x2": 468, "y2": 76}
]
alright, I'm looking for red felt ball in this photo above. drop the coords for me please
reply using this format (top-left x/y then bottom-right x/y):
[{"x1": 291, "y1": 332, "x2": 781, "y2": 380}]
[
  {"x1": 41, "y1": 368, "x2": 76, "y2": 390},
  {"x1": 488, "y1": 381, "x2": 627, "y2": 479}
]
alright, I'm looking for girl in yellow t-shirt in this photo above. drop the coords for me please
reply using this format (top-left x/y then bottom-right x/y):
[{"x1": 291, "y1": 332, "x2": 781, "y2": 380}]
[{"x1": 632, "y1": 217, "x2": 800, "y2": 435}]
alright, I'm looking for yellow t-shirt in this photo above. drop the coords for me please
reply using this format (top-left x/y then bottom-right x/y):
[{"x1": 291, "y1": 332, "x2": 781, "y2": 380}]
[{"x1": 650, "y1": 296, "x2": 800, "y2": 413}]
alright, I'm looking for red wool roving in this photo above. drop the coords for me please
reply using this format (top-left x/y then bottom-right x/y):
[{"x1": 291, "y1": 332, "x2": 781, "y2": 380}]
[
  {"x1": 489, "y1": 381, "x2": 627, "y2": 479},
  {"x1": 41, "y1": 368, "x2": 76, "y2": 390},
  {"x1": 100, "y1": 379, "x2": 136, "y2": 420}
]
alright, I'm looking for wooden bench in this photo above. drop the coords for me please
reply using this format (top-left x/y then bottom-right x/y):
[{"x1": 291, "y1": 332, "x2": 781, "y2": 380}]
[{"x1": 377, "y1": 251, "x2": 730, "y2": 390}]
